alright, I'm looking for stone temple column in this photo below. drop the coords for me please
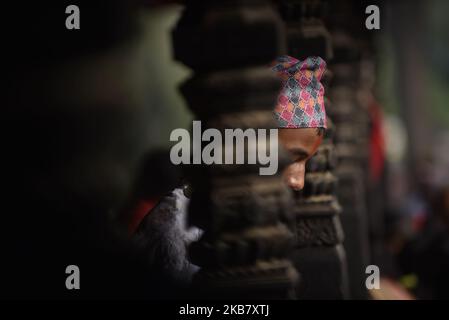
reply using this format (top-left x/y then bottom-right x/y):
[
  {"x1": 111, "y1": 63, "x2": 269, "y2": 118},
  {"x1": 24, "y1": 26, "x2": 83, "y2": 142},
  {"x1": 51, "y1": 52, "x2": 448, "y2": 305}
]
[
  {"x1": 172, "y1": 0, "x2": 298, "y2": 299},
  {"x1": 325, "y1": 0, "x2": 373, "y2": 299},
  {"x1": 276, "y1": 0, "x2": 350, "y2": 299}
]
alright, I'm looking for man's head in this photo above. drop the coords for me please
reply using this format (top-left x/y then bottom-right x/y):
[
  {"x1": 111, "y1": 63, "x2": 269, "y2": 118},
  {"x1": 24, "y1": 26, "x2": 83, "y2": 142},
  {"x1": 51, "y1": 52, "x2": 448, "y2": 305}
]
[{"x1": 272, "y1": 55, "x2": 327, "y2": 191}]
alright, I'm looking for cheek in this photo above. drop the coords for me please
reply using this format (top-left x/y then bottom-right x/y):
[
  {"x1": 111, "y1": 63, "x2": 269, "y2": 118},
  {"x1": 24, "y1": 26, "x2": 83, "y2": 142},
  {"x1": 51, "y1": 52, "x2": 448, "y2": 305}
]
[{"x1": 282, "y1": 161, "x2": 306, "y2": 190}]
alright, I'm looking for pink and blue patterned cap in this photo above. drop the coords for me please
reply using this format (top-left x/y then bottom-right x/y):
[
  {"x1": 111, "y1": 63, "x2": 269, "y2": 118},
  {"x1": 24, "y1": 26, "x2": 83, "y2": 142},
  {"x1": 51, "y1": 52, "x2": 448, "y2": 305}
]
[{"x1": 272, "y1": 55, "x2": 327, "y2": 129}]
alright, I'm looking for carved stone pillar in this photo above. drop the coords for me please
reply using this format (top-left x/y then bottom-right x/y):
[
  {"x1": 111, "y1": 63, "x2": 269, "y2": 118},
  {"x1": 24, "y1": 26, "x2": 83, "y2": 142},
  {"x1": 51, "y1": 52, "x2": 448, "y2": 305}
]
[
  {"x1": 277, "y1": 0, "x2": 350, "y2": 299},
  {"x1": 358, "y1": 35, "x2": 387, "y2": 270},
  {"x1": 326, "y1": 0, "x2": 373, "y2": 299},
  {"x1": 172, "y1": 0, "x2": 298, "y2": 299}
]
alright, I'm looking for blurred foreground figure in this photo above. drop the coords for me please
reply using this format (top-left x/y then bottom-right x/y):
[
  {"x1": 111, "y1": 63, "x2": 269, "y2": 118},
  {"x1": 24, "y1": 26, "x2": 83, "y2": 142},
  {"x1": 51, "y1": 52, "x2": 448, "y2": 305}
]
[{"x1": 1, "y1": 1, "x2": 187, "y2": 299}]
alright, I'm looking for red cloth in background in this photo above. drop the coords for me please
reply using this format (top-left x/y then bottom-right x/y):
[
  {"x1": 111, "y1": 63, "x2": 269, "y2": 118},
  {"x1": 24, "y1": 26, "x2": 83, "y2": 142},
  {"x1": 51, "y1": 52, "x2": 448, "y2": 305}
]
[
  {"x1": 127, "y1": 198, "x2": 160, "y2": 234},
  {"x1": 369, "y1": 99, "x2": 386, "y2": 184}
]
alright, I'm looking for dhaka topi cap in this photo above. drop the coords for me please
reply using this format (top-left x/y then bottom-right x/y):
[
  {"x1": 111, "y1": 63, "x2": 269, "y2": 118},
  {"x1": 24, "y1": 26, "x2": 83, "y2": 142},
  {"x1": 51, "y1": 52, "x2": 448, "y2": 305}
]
[{"x1": 272, "y1": 55, "x2": 327, "y2": 129}]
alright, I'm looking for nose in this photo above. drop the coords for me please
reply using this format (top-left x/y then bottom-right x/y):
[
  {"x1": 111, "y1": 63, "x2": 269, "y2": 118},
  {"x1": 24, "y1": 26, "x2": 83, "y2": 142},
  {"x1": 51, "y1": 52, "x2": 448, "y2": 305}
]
[
  {"x1": 283, "y1": 161, "x2": 306, "y2": 191},
  {"x1": 282, "y1": 161, "x2": 307, "y2": 191},
  {"x1": 287, "y1": 175, "x2": 305, "y2": 191},
  {"x1": 283, "y1": 162, "x2": 306, "y2": 191}
]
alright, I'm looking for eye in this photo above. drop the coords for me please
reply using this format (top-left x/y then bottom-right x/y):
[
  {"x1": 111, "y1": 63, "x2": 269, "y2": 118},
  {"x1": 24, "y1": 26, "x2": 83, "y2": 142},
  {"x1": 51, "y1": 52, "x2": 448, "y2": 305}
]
[
  {"x1": 293, "y1": 155, "x2": 308, "y2": 163},
  {"x1": 286, "y1": 148, "x2": 310, "y2": 163}
]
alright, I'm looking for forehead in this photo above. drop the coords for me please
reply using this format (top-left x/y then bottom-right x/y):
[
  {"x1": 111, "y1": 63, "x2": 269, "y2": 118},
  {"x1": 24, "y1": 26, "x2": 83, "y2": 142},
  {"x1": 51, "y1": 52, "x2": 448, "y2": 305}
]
[{"x1": 278, "y1": 128, "x2": 321, "y2": 152}]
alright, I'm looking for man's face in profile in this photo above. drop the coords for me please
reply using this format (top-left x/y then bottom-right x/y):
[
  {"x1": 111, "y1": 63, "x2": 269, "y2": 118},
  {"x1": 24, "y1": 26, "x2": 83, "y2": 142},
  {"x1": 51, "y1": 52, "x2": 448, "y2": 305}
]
[{"x1": 278, "y1": 128, "x2": 324, "y2": 191}]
